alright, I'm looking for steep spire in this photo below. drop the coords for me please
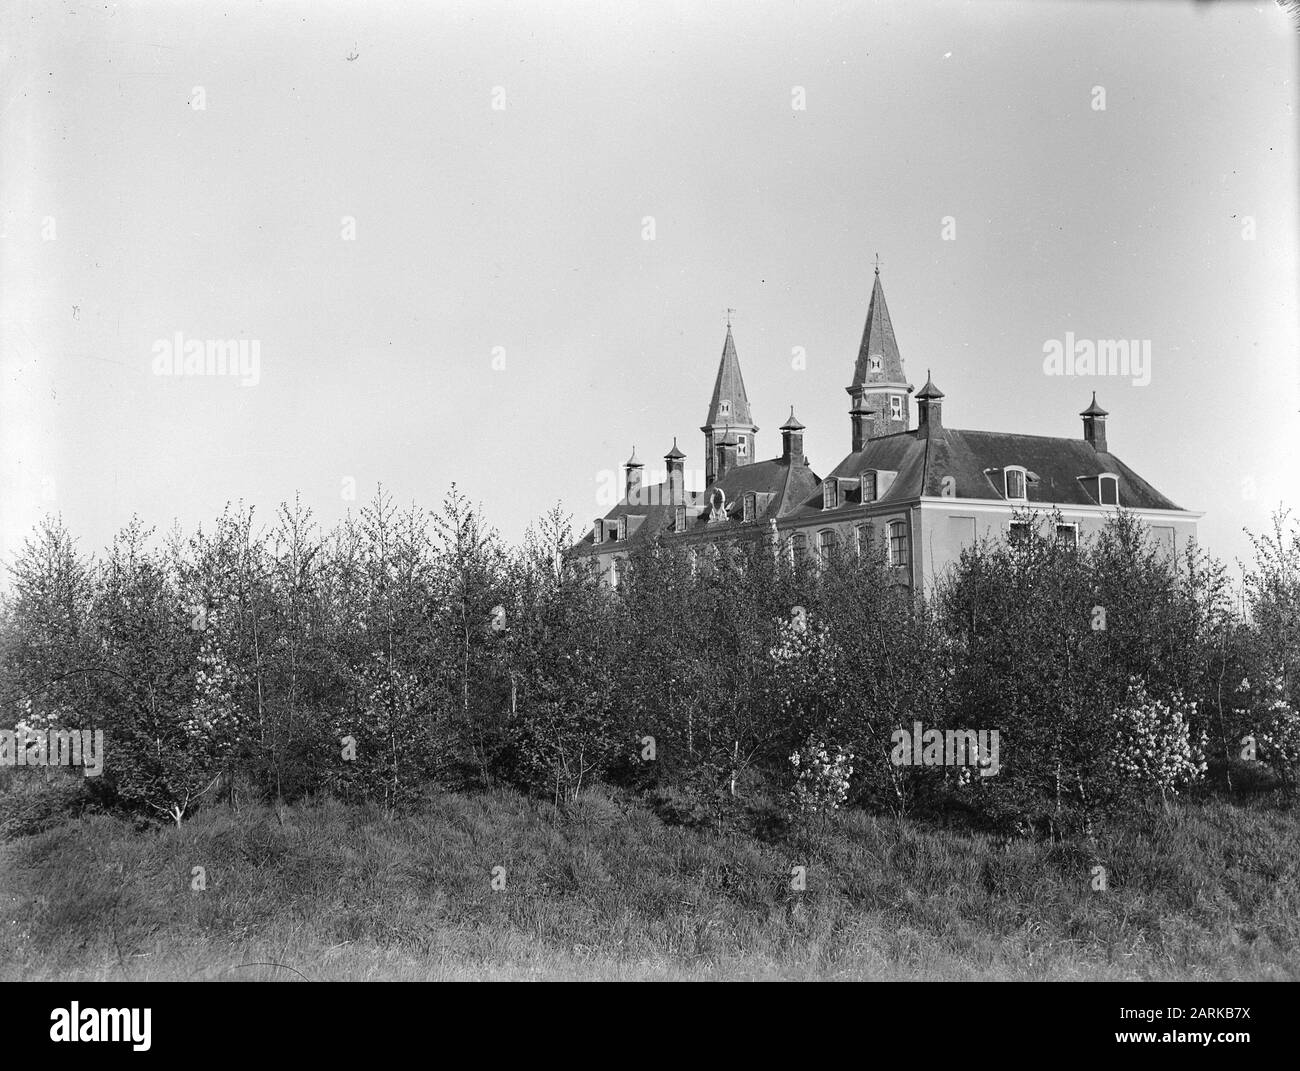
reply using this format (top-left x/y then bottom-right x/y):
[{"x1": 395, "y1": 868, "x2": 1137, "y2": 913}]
[
  {"x1": 846, "y1": 266, "x2": 912, "y2": 445},
  {"x1": 850, "y1": 271, "x2": 906, "y2": 389},
  {"x1": 704, "y1": 324, "x2": 753, "y2": 427},
  {"x1": 702, "y1": 323, "x2": 759, "y2": 485}
]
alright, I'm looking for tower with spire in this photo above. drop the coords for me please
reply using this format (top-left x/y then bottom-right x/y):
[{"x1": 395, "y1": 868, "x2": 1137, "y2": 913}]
[
  {"x1": 701, "y1": 320, "x2": 758, "y2": 486},
  {"x1": 846, "y1": 262, "x2": 912, "y2": 448}
]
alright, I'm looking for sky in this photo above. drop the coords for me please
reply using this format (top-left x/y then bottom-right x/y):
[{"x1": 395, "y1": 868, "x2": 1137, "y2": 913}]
[{"x1": 2, "y1": 0, "x2": 1297, "y2": 576}]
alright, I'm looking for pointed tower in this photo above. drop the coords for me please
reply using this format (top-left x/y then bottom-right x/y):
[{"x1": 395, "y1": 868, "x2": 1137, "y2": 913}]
[
  {"x1": 846, "y1": 263, "x2": 912, "y2": 446},
  {"x1": 701, "y1": 322, "x2": 758, "y2": 486}
]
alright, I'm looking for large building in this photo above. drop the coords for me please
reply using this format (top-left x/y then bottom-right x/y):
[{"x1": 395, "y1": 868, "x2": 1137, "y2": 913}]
[{"x1": 572, "y1": 267, "x2": 1200, "y2": 589}]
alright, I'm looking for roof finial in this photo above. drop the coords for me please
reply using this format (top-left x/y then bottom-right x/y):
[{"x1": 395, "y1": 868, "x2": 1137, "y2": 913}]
[
  {"x1": 726, "y1": 307, "x2": 735, "y2": 328},
  {"x1": 874, "y1": 252, "x2": 881, "y2": 276}
]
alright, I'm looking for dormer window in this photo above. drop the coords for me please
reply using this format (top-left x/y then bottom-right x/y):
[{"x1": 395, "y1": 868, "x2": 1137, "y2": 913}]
[
  {"x1": 1098, "y1": 474, "x2": 1119, "y2": 506},
  {"x1": 593, "y1": 520, "x2": 603, "y2": 544},
  {"x1": 822, "y1": 481, "x2": 838, "y2": 510},
  {"x1": 719, "y1": 400, "x2": 732, "y2": 419},
  {"x1": 674, "y1": 505, "x2": 687, "y2": 533},
  {"x1": 1004, "y1": 466, "x2": 1027, "y2": 501},
  {"x1": 742, "y1": 492, "x2": 756, "y2": 523},
  {"x1": 890, "y1": 395, "x2": 902, "y2": 420},
  {"x1": 861, "y1": 470, "x2": 877, "y2": 503},
  {"x1": 615, "y1": 518, "x2": 627, "y2": 542},
  {"x1": 869, "y1": 353, "x2": 883, "y2": 373}
]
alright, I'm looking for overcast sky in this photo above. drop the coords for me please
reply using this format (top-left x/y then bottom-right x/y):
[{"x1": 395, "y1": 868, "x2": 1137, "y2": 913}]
[{"x1": 2, "y1": 0, "x2": 1296, "y2": 575}]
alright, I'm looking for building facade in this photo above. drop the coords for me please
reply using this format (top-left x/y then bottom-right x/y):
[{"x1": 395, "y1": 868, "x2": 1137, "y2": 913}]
[{"x1": 571, "y1": 268, "x2": 1200, "y2": 589}]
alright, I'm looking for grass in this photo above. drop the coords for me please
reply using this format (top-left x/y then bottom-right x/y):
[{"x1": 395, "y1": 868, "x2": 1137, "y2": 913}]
[{"x1": 0, "y1": 782, "x2": 1297, "y2": 981}]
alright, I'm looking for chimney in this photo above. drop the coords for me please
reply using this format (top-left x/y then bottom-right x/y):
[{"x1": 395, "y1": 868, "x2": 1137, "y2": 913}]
[
  {"x1": 1081, "y1": 392, "x2": 1108, "y2": 452},
  {"x1": 916, "y1": 371, "x2": 944, "y2": 439},
  {"x1": 664, "y1": 438, "x2": 686, "y2": 504},
  {"x1": 624, "y1": 446, "x2": 643, "y2": 504},
  {"x1": 715, "y1": 427, "x2": 740, "y2": 483},
  {"x1": 849, "y1": 393, "x2": 877, "y2": 452},
  {"x1": 780, "y1": 408, "x2": 806, "y2": 466}
]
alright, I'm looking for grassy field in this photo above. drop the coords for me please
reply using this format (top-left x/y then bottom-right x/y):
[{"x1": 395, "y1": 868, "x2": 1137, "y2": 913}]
[{"x1": 1, "y1": 784, "x2": 1297, "y2": 981}]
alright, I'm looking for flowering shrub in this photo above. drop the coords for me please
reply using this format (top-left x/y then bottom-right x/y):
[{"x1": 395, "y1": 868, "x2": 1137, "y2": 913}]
[
  {"x1": 788, "y1": 735, "x2": 853, "y2": 814},
  {"x1": 1252, "y1": 673, "x2": 1300, "y2": 791},
  {"x1": 1110, "y1": 677, "x2": 1207, "y2": 798}
]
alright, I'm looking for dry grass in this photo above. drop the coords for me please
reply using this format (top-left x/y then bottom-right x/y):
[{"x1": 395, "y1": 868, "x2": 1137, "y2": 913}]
[{"x1": 1, "y1": 786, "x2": 1296, "y2": 981}]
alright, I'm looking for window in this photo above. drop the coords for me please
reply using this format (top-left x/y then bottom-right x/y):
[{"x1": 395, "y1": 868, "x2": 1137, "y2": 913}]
[
  {"x1": 822, "y1": 481, "x2": 838, "y2": 510},
  {"x1": 792, "y1": 532, "x2": 808, "y2": 564},
  {"x1": 856, "y1": 523, "x2": 872, "y2": 556},
  {"x1": 868, "y1": 353, "x2": 883, "y2": 373},
  {"x1": 592, "y1": 520, "x2": 603, "y2": 544},
  {"x1": 861, "y1": 471, "x2": 877, "y2": 503},
  {"x1": 1055, "y1": 523, "x2": 1078, "y2": 547},
  {"x1": 1004, "y1": 467, "x2": 1027, "y2": 501},
  {"x1": 615, "y1": 518, "x2": 627, "y2": 542},
  {"x1": 719, "y1": 400, "x2": 731, "y2": 418},
  {"x1": 890, "y1": 395, "x2": 903, "y2": 420},
  {"x1": 1098, "y1": 474, "x2": 1119, "y2": 506},
  {"x1": 1151, "y1": 525, "x2": 1175, "y2": 557},
  {"x1": 1008, "y1": 521, "x2": 1031, "y2": 545},
  {"x1": 674, "y1": 505, "x2": 687, "y2": 533},
  {"x1": 818, "y1": 529, "x2": 839, "y2": 562},
  {"x1": 887, "y1": 520, "x2": 909, "y2": 569},
  {"x1": 738, "y1": 436, "x2": 748, "y2": 458},
  {"x1": 609, "y1": 559, "x2": 620, "y2": 588},
  {"x1": 743, "y1": 492, "x2": 756, "y2": 523}
]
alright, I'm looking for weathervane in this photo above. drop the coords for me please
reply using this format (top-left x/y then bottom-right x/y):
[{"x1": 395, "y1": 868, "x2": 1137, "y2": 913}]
[
  {"x1": 726, "y1": 307, "x2": 736, "y2": 327},
  {"x1": 874, "y1": 253, "x2": 881, "y2": 276}
]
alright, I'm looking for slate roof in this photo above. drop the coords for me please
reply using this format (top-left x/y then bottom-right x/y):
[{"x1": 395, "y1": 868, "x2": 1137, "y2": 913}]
[
  {"x1": 704, "y1": 326, "x2": 754, "y2": 427},
  {"x1": 570, "y1": 456, "x2": 820, "y2": 556},
  {"x1": 850, "y1": 271, "x2": 908, "y2": 389},
  {"x1": 783, "y1": 424, "x2": 1184, "y2": 520}
]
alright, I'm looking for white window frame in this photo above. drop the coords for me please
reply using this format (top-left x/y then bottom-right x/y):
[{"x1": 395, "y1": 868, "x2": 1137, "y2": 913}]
[
  {"x1": 1007, "y1": 519, "x2": 1032, "y2": 545},
  {"x1": 609, "y1": 558, "x2": 620, "y2": 587},
  {"x1": 855, "y1": 523, "x2": 872, "y2": 557},
  {"x1": 674, "y1": 505, "x2": 686, "y2": 533},
  {"x1": 1004, "y1": 466, "x2": 1028, "y2": 502},
  {"x1": 737, "y1": 435, "x2": 748, "y2": 458},
  {"x1": 869, "y1": 353, "x2": 883, "y2": 373},
  {"x1": 719, "y1": 399, "x2": 731, "y2": 419},
  {"x1": 1055, "y1": 522, "x2": 1079, "y2": 547},
  {"x1": 1098, "y1": 473, "x2": 1119, "y2": 506},
  {"x1": 822, "y1": 481, "x2": 838, "y2": 510},
  {"x1": 861, "y1": 470, "x2": 877, "y2": 503},
  {"x1": 889, "y1": 395, "x2": 902, "y2": 420}
]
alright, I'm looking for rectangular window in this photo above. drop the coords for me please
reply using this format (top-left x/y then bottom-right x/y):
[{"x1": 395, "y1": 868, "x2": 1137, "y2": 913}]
[
  {"x1": 738, "y1": 436, "x2": 748, "y2": 458},
  {"x1": 1008, "y1": 520, "x2": 1031, "y2": 545},
  {"x1": 793, "y1": 532, "x2": 808, "y2": 563},
  {"x1": 674, "y1": 505, "x2": 686, "y2": 533},
  {"x1": 861, "y1": 471, "x2": 877, "y2": 503},
  {"x1": 1099, "y1": 475, "x2": 1119, "y2": 506},
  {"x1": 856, "y1": 523, "x2": 873, "y2": 556},
  {"x1": 743, "y1": 493, "x2": 756, "y2": 523},
  {"x1": 822, "y1": 482, "x2": 838, "y2": 509},
  {"x1": 1005, "y1": 469, "x2": 1026, "y2": 500},
  {"x1": 1055, "y1": 523, "x2": 1078, "y2": 547},
  {"x1": 890, "y1": 395, "x2": 902, "y2": 420},
  {"x1": 887, "y1": 521, "x2": 909, "y2": 568}
]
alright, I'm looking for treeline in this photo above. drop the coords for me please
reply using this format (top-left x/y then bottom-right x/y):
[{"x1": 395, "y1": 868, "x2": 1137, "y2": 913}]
[{"x1": 0, "y1": 489, "x2": 1296, "y2": 837}]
